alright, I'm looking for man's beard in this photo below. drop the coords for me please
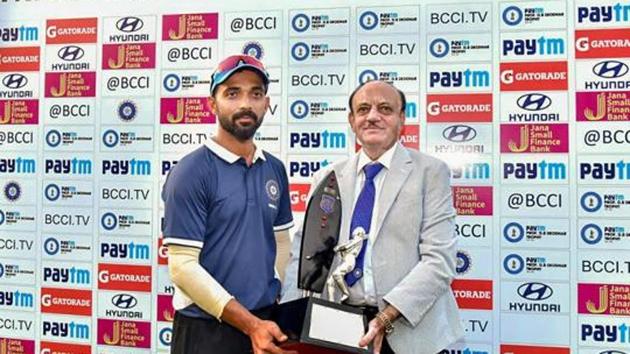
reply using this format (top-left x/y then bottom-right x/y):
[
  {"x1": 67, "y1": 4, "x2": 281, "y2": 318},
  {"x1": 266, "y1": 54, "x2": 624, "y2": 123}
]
[{"x1": 218, "y1": 109, "x2": 263, "y2": 141}]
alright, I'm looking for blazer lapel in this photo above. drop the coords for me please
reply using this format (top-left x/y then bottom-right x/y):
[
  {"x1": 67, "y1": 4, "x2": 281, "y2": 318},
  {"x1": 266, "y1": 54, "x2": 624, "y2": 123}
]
[
  {"x1": 372, "y1": 145, "x2": 412, "y2": 242},
  {"x1": 334, "y1": 153, "x2": 359, "y2": 244}
]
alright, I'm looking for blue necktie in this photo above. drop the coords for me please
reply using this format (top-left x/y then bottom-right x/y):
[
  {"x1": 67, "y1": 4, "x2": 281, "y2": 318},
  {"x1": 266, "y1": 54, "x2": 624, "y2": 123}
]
[{"x1": 345, "y1": 162, "x2": 384, "y2": 286}]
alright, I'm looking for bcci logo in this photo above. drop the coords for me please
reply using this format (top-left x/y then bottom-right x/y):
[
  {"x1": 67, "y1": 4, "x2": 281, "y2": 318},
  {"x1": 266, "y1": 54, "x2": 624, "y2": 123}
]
[
  {"x1": 3, "y1": 181, "x2": 21, "y2": 202},
  {"x1": 118, "y1": 100, "x2": 137, "y2": 122},
  {"x1": 265, "y1": 180, "x2": 280, "y2": 201},
  {"x1": 456, "y1": 250, "x2": 471, "y2": 274},
  {"x1": 242, "y1": 42, "x2": 264, "y2": 60}
]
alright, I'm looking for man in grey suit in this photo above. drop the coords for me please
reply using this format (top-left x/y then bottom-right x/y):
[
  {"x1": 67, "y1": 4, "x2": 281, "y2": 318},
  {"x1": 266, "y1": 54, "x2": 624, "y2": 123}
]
[{"x1": 282, "y1": 81, "x2": 463, "y2": 354}]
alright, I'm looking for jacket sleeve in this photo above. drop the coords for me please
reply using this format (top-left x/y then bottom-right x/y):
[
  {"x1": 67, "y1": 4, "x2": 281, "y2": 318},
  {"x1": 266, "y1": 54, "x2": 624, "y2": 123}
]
[{"x1": 382, "y1": 160, "x2": 457, "y2": 327}]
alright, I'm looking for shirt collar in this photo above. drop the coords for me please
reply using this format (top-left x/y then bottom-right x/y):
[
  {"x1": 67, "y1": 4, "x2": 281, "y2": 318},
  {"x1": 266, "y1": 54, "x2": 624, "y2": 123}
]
[
  {"x1": 356, "y1": 142, "x2": 398, "y2": 176},
  {"x1": 204, "y1": 136, "x2": 266, "y2": 164}
]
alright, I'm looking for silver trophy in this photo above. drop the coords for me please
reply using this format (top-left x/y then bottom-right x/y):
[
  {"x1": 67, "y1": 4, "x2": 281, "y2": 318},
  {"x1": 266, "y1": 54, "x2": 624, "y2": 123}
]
[{"x1": 326, "y1": 227, "x2": 367, "y2": 302}]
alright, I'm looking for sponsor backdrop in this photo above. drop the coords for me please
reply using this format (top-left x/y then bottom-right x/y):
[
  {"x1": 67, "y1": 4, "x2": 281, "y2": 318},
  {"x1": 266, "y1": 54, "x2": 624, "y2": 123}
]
[{"x1": 0, "y1": 0, "x2": 628, "y2": 353}]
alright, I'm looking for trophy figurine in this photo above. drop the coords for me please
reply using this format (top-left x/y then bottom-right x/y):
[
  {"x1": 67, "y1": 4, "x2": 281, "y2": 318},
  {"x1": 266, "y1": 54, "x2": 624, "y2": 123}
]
[{"x1": 327, "y1": 227, "x2": 366, "y2": 302}]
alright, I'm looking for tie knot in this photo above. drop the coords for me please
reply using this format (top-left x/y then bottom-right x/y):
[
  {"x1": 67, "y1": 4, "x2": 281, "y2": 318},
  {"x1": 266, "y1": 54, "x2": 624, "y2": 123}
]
[{"x1": 363, "y1": 163, "x2": 383, "y2": 181}]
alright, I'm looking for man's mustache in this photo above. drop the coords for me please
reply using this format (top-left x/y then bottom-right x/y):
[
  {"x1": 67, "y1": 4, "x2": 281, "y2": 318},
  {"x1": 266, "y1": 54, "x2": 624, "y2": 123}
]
[{"x1": 232, "y1": 110, "x2": 258, "y2": 121}]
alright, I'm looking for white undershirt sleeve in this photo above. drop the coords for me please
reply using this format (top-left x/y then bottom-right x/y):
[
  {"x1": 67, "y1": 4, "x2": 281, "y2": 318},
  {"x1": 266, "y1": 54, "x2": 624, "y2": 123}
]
[{"x1": 167, "y1": 244, "x2": 234, "y2": 320}]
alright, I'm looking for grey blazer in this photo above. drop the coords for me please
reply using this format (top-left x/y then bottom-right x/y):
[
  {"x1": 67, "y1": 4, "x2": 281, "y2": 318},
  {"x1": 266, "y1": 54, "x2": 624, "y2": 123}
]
[{"x1": 282, "y1": 144, "x2": 464, "y2": 354}]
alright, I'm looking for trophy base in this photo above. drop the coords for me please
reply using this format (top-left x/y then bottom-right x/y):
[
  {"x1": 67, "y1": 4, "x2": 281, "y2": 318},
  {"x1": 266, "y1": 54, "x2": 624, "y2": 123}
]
[
  {"x1": 273, "y1": 296, "x2": 370, "y2": 354},
  {"x1": 281, "y1": 342, "x2": 359, "y2": 354}
]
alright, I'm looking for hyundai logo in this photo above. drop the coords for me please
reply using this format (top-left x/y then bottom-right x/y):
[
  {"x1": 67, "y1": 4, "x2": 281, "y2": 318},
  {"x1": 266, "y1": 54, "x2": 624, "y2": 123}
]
[
  {"x1": 442, "y1": 125, "x2": 477, "y2": 142},
  {"x1": 599, "y1": 351, "x2": 628, "y2": 354},
  {"x1": 112, "y1": 293, "x2": 138, "y2": 309},
  {"x1": 116, "y1": 16, "x2": 144, "y2": 33},
  {"x1": 593, "y1": 60, "x2": 629, "y2": 79},
  {"x1": 517, "y1": 282, "x2": 553, "y2": 301},
  {"x1": 2, "y1": 73, "x2": 27, "y2": 89},
  {"x1": 517, "y1": 93, "x2": 552, "y2": 111},
  {"x1": 58, "y1": 45, "x2": 84, "y2": 62}
]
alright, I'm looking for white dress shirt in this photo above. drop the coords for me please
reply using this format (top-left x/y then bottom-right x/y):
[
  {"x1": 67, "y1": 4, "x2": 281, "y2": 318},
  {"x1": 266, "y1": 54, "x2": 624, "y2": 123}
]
[{"x1": 348, "y1": 143, "x2": 398, "y2": 306}]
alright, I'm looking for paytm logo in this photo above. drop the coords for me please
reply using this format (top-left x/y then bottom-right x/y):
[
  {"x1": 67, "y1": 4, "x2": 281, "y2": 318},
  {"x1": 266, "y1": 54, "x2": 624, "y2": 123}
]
[
  {"x1": 504, "y1": 161, "x2": 567, "y2": 180},
  {"x1": 581, "y1": 323, "x2": 630, "y2": 344},
  {"x1": 100, "y1": 242, "x2": 150, "y2": 260},
  {"x1": 43, "y1": 266, "x2": 90, "y2": 285},
  {"x1": 289, "y1": 130, "x2": 346, "y2": 149},
  {"x1": 502, "y1": 36, "x2": 564, "y2": 56},
  {"x1": 161, "y1": 160, "x2": 179, "y2": 175},
  {"x1": 438, "y1": 349, "x2": 488, "y2": 354},
  {"x1": 289, "y1": 159, "x2": 330, "y2": 178},
  {"x1": 0, "y1": 289, "x2": 34, "y2": 308},
  {"x1": 429, "y1": 69, "x2": 490, "y2": 88},
  {"x1": 577, "y1": 4, "x2": 630, "y2": 23},
  {"x1": 451, "y1": 162, "x2": 490, "y2": 180},
  {"x1": 45, "y1": 158, "x2": 92, "y2": 175},
  {"x1": 580, "y1": 161, "x2": 630, "y2": 180},
  {"x1": 43, "y1": 320, "x2": 89, "y2": 339},
  {"x1": 102, "y1": 159, "x2": 151, "y2": 176},
  {"x1": 0, "y1": 158, "x2": 36, "y2": 174},
  {"x1": 0, "y1": 25, "x2": 38, "y2": 43},
  {"x1": 405, "y1": 102, "x2": 417, "y2": 119}
]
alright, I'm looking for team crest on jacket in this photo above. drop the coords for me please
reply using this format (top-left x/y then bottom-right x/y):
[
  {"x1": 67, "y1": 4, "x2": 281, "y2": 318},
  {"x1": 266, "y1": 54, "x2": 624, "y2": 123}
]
[{"x1": 266, "y1": 179, "x2": 280, "y2": 201}]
